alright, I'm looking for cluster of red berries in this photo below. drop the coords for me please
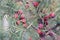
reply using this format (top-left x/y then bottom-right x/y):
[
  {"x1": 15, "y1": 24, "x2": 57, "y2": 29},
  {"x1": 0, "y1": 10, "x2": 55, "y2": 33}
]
[
  {"x1": 25, "y1": 1, "x2": 39, "y2": 9},
  {"x1": 13, "y1": 10, "x2": 27, "y2": 27},
  {"x1": 37, "y1": 18, "x2": 45, "y2": 37},
  {"x1": 36, "y1": 28, "x2": 45, "y2": 37},
  {"x1": 44, "y1": 12, "x2": 55, "y2": 25},
  {"x1": 36, "y1": 12, "x2": 55, "y2": 37}
]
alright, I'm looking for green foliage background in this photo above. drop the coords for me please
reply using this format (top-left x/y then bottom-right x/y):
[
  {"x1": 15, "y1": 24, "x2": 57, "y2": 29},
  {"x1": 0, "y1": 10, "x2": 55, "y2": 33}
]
[{"x1": 0, "y1": 0, "x2": 60, "y2": 40}]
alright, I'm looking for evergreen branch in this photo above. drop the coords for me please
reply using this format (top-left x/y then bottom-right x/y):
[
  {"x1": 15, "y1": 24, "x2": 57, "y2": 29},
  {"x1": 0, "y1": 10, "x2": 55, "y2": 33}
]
[{"x1": 27, "y1": 17, "x2": 37, "y2": 29}]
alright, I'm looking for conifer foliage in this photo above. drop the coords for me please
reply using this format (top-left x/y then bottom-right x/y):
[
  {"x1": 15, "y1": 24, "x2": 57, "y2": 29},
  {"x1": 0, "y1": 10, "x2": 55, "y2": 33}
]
[{"x1": 0, "y1": 0, "x2": 60, "y2": 40}]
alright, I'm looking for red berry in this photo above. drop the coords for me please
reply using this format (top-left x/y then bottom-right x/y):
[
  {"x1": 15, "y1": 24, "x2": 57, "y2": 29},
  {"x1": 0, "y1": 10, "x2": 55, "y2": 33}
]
[
  {"x1": 49, "y1": 12, "x2": 55, "y2": 18},
  {"x1": 16, "y1": 20, "x2": 20, "y2": 25},
  {"x1": 18, "y1": 10, "x2": 23, "y2": 15},
  {"x1": 14, "y1": 13, "x2": 18, "y2": 19},
  {"x1": 38, "y1": 24, "x2": 44, "y2": 29},
  {"x1": 37, "y1": 28, "x2": 41, "y2": 34},
  {"x1": 39, "y1": 32, "x2": 45, "y2": 37},
  {"x1": 21, "y1": 19, "x2": 26, "y2": 24},
  {"x1": 33, "y1": 2, "x2": 39, "y2": 7},
  {"x1": 45, "y1": 21, "x2": 48, "y2": 25},
  {"x1": 20, "y1": 14, "x2": 25, "y2": 19},
  {"x1": 44, "y1": 16, "x2": 49, "y2": 21},
  {"x1": 44, "y1": 17, "x2": 47, "y2": 21},
  {"x1": 23, "y1": 23, "x2": 27, "y2": 28}
]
